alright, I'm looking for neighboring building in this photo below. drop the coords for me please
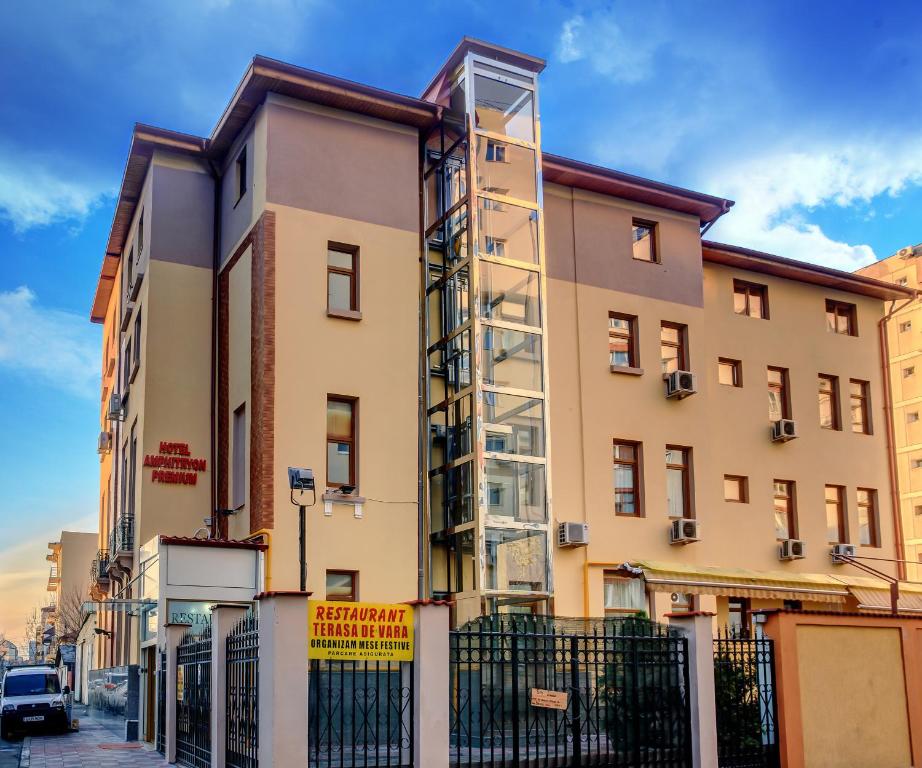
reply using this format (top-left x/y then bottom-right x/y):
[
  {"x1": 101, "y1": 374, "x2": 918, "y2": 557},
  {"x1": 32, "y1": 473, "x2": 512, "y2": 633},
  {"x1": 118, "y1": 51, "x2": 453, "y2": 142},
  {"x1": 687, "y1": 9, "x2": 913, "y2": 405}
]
[
  {"x1": 857, "y1": 243, "x2": 922, "y2": 580},
  {"x1": 88, "y1": 37, "x2": 916, "y2": 659},
  {"x1": 46, "y1": 531, "x2": 97, "y2": 652}
]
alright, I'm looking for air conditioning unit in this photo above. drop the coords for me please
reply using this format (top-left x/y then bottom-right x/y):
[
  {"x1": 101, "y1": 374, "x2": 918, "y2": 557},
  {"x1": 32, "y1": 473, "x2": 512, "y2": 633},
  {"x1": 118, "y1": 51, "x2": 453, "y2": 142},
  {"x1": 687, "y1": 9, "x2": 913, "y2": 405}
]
[
  {"x1": 771, "y1": 419, "x2": 798, "y2": 442},
  {"x1": 558, "y1": 522, "x2": 589, "y2": 547},
  {"x1": 670, "y1": 518, "x2": 700, "y2": 545},
  {"x1": 97, "y1": 431, "x2": 112, "y2": 455},
  {"x1": 830, "y1": 543, "x2": 856, "y2": 562},
  {"x1": 129, "y1": 268, "x2": 144, "y2": 301},
  {"x1": 107, "y1": 392, "x2": 125, "y2": 422},
  {"x1": 898, "y1": 246, "x2": 915, "y2": 259},
  {"x1": 665, "y1": 370, "x2": 697, "y2": 399},
  {"x1": 779, "y1": 539, "x2": 806, "y2": 560},
  {"x1": 119, "y1": 300, "x2": 135, "y2": 333}
]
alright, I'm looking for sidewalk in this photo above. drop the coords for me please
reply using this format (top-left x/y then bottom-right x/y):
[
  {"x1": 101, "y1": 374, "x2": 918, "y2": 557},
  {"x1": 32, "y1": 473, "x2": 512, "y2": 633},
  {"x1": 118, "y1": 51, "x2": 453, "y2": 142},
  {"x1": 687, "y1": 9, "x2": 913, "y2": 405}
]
[{"x1": 21, "y1": 714, "x2": 166, "y2": 768}]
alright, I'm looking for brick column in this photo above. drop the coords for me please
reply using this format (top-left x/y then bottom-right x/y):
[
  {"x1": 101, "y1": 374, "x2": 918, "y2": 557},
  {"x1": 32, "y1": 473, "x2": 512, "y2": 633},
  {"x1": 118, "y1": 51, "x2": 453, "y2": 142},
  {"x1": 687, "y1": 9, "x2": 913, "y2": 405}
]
[
  {"x1": 210, "y1": 604, "x2": 250, "y2": 768},
  {"x1": 163, "y1": 622, "x2": 191, "y2": 764},
  {"x1": 257, "y1": 591, "x2": 309, "y2": 767},
  {"x1": 667, "y1": 612, "x2": 718, "y2": 768},
  {"x1": 408, "y1": 600, "x2": 450, "y2": 768}
]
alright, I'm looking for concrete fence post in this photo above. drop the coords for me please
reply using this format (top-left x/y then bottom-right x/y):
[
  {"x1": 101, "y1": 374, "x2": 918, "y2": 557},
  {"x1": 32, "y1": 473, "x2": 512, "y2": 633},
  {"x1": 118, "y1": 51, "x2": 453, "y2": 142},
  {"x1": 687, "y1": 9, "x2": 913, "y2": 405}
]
[
  {"x1": 409, "y1": 600, "x2": 451, "y2": 768},
  {"x1": 666, "y1": 611, "x2": 718, "y2": 768},
  {"x1": 163, "y1": 622, "x2": 192, "y2": 765},
  {"x1": 210, "y1": 604, "x2": 250, "y2": 768},
  {"x1": 257, "y1": 591, "x2": 310, "y2": 767}
]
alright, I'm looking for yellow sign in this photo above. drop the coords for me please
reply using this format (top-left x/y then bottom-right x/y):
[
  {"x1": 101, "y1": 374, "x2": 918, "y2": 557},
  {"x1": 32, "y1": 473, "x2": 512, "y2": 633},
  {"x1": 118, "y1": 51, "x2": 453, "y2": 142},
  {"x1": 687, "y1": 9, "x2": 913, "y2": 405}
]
[
  {"x1": 308, "y1": 600, "x2": 414, "y2": 661},
  {"x1": 530, "y1": 688, "x2": 568, "y2": 710}
]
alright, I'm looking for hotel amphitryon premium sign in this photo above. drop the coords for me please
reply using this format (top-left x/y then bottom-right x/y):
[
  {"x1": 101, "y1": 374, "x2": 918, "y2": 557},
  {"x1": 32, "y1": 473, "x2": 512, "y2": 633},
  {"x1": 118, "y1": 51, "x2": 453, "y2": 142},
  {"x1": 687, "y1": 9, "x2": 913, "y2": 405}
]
[{"x1": 308, "y1": 601, "x2": 414, "y2": 662}]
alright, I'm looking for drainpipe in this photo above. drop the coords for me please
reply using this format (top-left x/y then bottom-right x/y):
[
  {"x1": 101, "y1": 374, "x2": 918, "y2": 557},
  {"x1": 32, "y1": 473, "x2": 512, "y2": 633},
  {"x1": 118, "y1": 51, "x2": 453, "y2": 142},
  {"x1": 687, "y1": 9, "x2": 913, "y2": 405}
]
[
  {"x1": 207, "y1": 159, "x2": 223, "y2": 539},
  {"x1": 879, "y1": 295, "x2": 916, "y2": 581}
]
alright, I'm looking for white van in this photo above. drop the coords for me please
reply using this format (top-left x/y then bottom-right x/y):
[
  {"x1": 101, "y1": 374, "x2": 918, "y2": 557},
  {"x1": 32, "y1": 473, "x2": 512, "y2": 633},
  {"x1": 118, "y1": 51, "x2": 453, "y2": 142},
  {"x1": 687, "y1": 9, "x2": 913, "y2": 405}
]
[{"x1": 0, "y1": 666, "x2": 69, "y2": 738}]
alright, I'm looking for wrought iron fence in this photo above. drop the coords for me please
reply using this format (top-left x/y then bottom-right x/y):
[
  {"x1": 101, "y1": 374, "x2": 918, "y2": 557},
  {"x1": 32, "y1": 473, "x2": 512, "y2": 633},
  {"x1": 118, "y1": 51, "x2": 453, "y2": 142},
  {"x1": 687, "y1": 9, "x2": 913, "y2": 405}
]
[
  {"x1": 157, "y1": 650, "x2": 166, "y2": 754},
  {"x1": 108, "y1": 515, "x2": 135, "y2": 554},
  {"x1": 449, "y1": 616, "x2": 692, "y2": 768},
  {"x1": 227, "y1": 613, "x2": 259, "y2": 768},
  {"x1": 176, "y1": 626, "x2": 212, "y2": 768},
  {"x1": 713, "y1": 628, "x2": 779, "y2": 768},
  {"x1": 90, "y1": 549, "x2": 110, "y2": 583},
  {"x1": 308, "y1": 659, "x2": 414, "y2": 767}
]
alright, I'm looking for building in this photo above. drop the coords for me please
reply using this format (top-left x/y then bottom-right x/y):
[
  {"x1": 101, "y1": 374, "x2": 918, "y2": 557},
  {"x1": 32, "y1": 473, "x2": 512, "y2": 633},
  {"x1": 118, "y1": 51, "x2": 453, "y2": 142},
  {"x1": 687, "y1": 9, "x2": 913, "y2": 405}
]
[
  {"x1": 45, "y1": 531, "x2": 97, "y2": 653},
  {"x1": 88, "y1": 37, "x2": 916, "y2": 661},
  {"x1": 856, "y1": 243, "x2": 922, "y2": 580}
]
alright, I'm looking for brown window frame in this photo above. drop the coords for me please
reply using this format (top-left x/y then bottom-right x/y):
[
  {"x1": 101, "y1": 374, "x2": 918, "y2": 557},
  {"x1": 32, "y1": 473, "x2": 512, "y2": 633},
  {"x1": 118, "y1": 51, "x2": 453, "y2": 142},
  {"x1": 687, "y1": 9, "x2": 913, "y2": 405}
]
[
  {"x1": 733, "y1": 279, "x2": 769, "y2": 319},
  {"x1": 660, "y1": 322, "x2": 688, "y2": 375},
  {"x1": 608, "y1": 312, "x2": 638, "y2": 369},
  {"x1": 825, "y1": 299, "x2": 857, "y2": 336},
  {"x1": 849, "y1": 379, "x2": 872, "y2": 435},
  {"x1": 631, "y1": 219, "x2": 659, "y2": 263},
  {"x1": 857, "y1": 488, "x2": 880, "y2": 548},
  {"x1": 773, "y1": 480, "x2": 797, "y2": 540},
  {"x1": 666, "y1": 445, "x2": 693, "y2": 519},
  {"x1": 767, "y1": 366, "x2": 791, "y2": 421},
  {"x1": 327, "y1": 242, "x2": 360, "y2": 316},
  {"x1": 325, "y1": 569, "x2": 358, "y2": 601},
  {"x1": 818, "y1": 374, "x2": 841, "y2": 430},
  {"x1": 235, "y1": 145, "x2": 247, "y2": 204},
  {"x1": 718, "y1": 358, "x2": 742, "y2": 387},
  {"x1": 824, "y1": 485, "x2": 848, "y2": 544},
  {"x1": 613, "y1": 440, "x2": 643, "y2": 517},
  {"x1": 326, "y1": 395, "x2": 357, "y2": 489},
  {"x1": 723, "y1": 474, "x2": 749, "y2": 503}
]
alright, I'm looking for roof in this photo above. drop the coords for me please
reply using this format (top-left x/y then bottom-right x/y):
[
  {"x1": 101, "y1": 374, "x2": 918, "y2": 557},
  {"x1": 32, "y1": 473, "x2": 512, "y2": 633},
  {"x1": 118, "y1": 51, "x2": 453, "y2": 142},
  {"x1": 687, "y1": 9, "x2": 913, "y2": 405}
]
[
  {"x1": 159, "y1": 535, "x2": 268, "y2": 551},
  {"x1": 703, "y1": 241, "x2": 918, "y2": 301}
]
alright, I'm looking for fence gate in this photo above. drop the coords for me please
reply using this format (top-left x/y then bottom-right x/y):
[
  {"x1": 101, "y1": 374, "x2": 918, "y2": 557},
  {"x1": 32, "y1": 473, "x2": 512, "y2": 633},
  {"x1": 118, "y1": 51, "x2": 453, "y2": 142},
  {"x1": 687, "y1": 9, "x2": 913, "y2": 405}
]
[
  {"x1": 176, "y1": 627, "x2": 212, "y2": 768},
  {"x1": 156, "y1": 650, "x2": 166, "y2": 754},
  {"x1": 713, "y1": 629, "x2": 779, "y2": 768},
  {"x1": 308, "y1": 659, "x2": 414, "y2": 767},
  {"x1": 449, "y1": 616, "x2": 692, "y2": 768},
  {"x1": 226, "y1": 613, "x2": 259, "y2": 768}
]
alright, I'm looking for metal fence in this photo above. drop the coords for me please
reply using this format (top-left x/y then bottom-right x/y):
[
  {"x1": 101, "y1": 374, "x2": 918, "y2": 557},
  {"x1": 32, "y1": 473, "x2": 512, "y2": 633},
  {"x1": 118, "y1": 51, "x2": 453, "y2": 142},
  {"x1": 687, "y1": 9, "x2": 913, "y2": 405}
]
[
  {"x1": 308, "y1": 659, "x2": 414, "y2": 767},
  {"x1": 713, "y1": 628, "x2": 779, "y2": 768},
  {"x1": 227, "y1": 613, "x2": 259, "y2": 768},
  {"x1": 157, "y1": 650, "x2": 166, "y2": 754},
  {"x1": 449, "y1": 616, "x2": 692, "y2": 768},
  {"x1": 176, "y1": 626, "x2": 212, "y2": 768}
]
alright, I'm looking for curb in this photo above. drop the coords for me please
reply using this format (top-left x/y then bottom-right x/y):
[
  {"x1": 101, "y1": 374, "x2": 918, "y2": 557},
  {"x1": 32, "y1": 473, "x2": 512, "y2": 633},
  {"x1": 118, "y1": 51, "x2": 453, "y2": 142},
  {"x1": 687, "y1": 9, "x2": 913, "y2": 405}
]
[{"x1": 16, "y1": 736, "x2": 29, "y2": 768}]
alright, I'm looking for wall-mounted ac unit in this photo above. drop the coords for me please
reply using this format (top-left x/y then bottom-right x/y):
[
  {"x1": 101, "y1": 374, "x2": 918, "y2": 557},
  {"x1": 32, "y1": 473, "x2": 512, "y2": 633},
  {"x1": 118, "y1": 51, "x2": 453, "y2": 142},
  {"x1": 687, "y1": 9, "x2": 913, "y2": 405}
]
[
  {"x1": 558, "y1": 522, "x2": 589, "y2": 547},
  {"x1": 665, "y1": 370, "x2": 697, "y2": 399},
  {"x1": 97, "y1": 431, "x2": 112, "y2": 455},
  {"x1": 830, "y1": 543, "x2": 856, "y2": 562},
  {"x1": 129, "y1": 268, "x2": 145, "y2": 301},
  {"x1": 670, "y1": 518, "x2": 700, "y2": 545},
  {"x1": 107, "y1": 392, "x2": 125, "y2": 423},
  {"x1": 779, "y1": 539, "x2": 806, "y2": 560},
  {"x1": 771, "y1": 419, "x2": 798, "y2": 442},
  {"x1": 898, "y1": 246, "x2": 915, "y2": 259}
]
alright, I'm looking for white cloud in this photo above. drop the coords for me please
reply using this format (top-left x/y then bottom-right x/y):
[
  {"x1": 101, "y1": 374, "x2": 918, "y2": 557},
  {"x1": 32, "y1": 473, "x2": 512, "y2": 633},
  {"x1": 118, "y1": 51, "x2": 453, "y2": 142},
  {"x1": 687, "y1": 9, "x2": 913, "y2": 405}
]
[
  {"x1": 0, "y1": 148, "x2": 112, "y2": 233},
  {"x1": 0, "y1": 286, "x2": 100, "y2": 398},
  {"x1": 704, "y1": 139, "x2": 922, "y2": 270},
  {"x1": 555, "y1": 13, "x2": 661, "y2": 84}
]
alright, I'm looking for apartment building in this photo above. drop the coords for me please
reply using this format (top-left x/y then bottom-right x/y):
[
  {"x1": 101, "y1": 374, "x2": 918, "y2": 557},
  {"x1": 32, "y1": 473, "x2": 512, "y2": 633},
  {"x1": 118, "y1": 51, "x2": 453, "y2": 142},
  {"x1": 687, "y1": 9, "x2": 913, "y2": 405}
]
[
  {"x1": 88, "y1": 38, "x2": 915, "y2": 663},
  {"x1": 40, "y1": 531, "x2": 97, "y2": 658},
  {"x1": 857, "y1": 243, "x2": 922, "y2": 580}
]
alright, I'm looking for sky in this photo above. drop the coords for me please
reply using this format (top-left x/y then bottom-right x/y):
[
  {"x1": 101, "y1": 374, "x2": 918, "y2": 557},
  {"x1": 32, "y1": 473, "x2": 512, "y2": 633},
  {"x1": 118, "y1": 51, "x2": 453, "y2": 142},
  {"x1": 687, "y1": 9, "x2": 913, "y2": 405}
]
[{"x1": 0, "y1": 0, "x2": 921, "y2": 646}]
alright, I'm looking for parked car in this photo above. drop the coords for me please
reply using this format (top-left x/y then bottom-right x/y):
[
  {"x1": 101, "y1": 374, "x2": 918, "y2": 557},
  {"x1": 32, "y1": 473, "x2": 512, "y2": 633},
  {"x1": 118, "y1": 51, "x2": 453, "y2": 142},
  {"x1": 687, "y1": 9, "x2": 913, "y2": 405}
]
[{"x1": 0, "y1": 665, "x2": 69, "y2": 738}]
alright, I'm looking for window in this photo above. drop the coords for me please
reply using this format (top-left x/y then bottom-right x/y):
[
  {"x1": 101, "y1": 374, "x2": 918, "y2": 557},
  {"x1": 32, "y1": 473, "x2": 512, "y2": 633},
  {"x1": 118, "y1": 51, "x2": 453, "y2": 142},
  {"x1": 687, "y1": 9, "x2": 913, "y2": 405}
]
[
  {"x1": 123, "y1": 338, "x2": 133, "y2": 391},
  {"x1": 825, "y1": 485, "x2": 847, "y2": 543},
  {"x1": 898, "y1": 276, "x2": 909, "y2": 287},
  {"x1": 905, "y1": 366, "x2": 915, "y2": 378},
  {"x1": 327, "y1": 397, "x2": 356, "y2": 488},
  {"x1": 327, "y1": 243, "x2": 359, "y2": 314},
  {"x1": 857, "y1": 489, "x2": 879, "y2": 547},
  {"x1": 603, "y1": 574, "x2": 646, "y2": 615},
  {"x1": 613, "y1": 441, "x2": 641, "y2": 516},
  {"x1": 631, "y1": 219, "x2": 658, "y2": 263},
  {"x1": 724, "y1": 475, "x2": 748, "y2": 503},
  {"x1": 767, "y1": 367, "x2": 790, "y2": 422},
  {"x1": 666, "y1": 446, "x2": 692, "y2": 519},
  {"x1": 916, "y1": 505, "x2": 922, "y2": 516},
  {"x1": 773, "y1": 480, "x2": 796, "y2": 540},
  {"x1": 909, "y1": 412, "x2": 919, "y2": 424},
  {"x1": 660, "y1": 322, "x2": 687, "y2": 375},
  {"x1": 232, "y1": 404, "x2": 246, "y2": 509},
  {"x1": 235, "y1": 146, "x2": 247, "y2": 203},
  {"x1": 484, "y1": 236, "x2": 506, "y2": 258},
  {"x1": 326, "y1": 571, "x2": 357, "y2": 601},
  {"x1": 818, "y1": 375, "x2": 840, "y2": 430},
  {"x1": 901, "y1": 321, "x2": 912, "y2": 333},
  {"x1": 132, "y1": 309, "x2": 142, "y2": 371},
  {"x1": 487, "y1": 482, "x2": 504, "y2": 508},
  {"x1": 825, "y1": 299, "x2": 857, "y2": 336},
  {"x1": 138, "y1": 208, "x2": 144, "y2": 254},
  {"x1": 733, "y1": 279, "x2": 768, "y2": 319},
  {"x1": 128, "y1": 422, "x2": 138, "y2": 518},
  {"x1": 485, "y1": 140, "x2": 507, "y2": 163},
  {"x1": 718, "y1": 358, "x2": 742, "y2": 387},
  {"x1": 126, "y1": 247, "x2": 134, "y2": 296},
  {"x1": 728, "y1": 598, "x2": 751, "y2": 637},
  {"x1": 913, "y1": 458, "x2": 922, "y2": 470},
  {"x1": 608, "y1": 313, "x2": 638, "y2": 369},
  {"x1": 849, "y1": 379, "x2": 871, "y2": 434}
]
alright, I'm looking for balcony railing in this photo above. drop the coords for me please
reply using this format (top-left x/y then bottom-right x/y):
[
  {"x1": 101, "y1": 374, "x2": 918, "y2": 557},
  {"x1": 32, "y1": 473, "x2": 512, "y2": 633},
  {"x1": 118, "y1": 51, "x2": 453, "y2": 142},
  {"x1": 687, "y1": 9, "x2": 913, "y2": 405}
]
[
  {"x1": 91, "y1": 550, "x2": 111, "y2": 583},
  {"x1": 108, "y1": 516, "x2": 135, "y2": 557}
]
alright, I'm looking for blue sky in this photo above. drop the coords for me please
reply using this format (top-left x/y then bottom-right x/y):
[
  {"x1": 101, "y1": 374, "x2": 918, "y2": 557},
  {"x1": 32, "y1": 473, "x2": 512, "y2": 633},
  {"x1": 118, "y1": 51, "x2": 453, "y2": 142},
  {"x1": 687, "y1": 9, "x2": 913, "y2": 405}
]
[{"x1": 1, "y1": 0, "x2": 921, "y2": 644}]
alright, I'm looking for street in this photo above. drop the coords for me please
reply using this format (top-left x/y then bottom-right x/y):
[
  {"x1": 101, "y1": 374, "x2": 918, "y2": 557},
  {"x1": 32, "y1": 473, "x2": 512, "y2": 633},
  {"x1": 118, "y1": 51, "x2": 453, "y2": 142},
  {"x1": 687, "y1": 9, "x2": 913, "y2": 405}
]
[{"x1": 0, "y1": 732, "x2": 20, "y2": 768}]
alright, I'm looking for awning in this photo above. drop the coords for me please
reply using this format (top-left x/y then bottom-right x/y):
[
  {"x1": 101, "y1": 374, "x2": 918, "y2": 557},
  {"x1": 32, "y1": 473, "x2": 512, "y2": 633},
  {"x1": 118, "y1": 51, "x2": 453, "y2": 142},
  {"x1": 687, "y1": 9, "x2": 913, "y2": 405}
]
[
  {"x1": 826, "y1": 573, "x2": 922, "y2": 613},
  {"x1": 629, "y1": 560, "x2": 850, "y2": 604}
]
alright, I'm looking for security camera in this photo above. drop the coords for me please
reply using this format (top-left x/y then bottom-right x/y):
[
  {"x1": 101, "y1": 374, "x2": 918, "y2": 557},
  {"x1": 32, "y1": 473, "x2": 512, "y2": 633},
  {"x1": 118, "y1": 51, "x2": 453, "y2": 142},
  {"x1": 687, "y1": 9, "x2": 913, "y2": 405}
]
[{"x1": 288, "y1": 467, "x2": 315, "y2": 492}]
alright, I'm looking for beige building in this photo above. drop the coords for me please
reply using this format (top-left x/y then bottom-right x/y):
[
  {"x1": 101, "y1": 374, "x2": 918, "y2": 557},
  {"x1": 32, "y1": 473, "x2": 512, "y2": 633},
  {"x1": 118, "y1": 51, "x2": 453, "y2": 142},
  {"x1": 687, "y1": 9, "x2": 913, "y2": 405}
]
[
  {"x1": 46, "y1": 531, "x2": 96, "y2": 648},
  {"x1": 88, "y1": 37, "x2": 916, "y2": 665},
  {"x1": 857, "y1": 243, "x2": 922, "y2": 580}
]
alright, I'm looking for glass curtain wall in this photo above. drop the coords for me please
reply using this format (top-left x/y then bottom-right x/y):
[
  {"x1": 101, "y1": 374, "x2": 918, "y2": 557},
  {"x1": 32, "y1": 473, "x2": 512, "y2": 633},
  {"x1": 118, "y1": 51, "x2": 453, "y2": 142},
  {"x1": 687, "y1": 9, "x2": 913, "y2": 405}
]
[{"x1": 422, "y1": 53, "x2": 551, "y2": 623}]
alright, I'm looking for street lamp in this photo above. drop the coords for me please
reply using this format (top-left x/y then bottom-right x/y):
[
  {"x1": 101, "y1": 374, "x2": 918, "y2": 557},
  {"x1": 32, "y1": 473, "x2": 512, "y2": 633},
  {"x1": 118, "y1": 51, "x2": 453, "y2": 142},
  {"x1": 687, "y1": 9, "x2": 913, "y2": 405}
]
[{"x1": 288, "y1": 467, "x2": 316, "y2": 592}]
